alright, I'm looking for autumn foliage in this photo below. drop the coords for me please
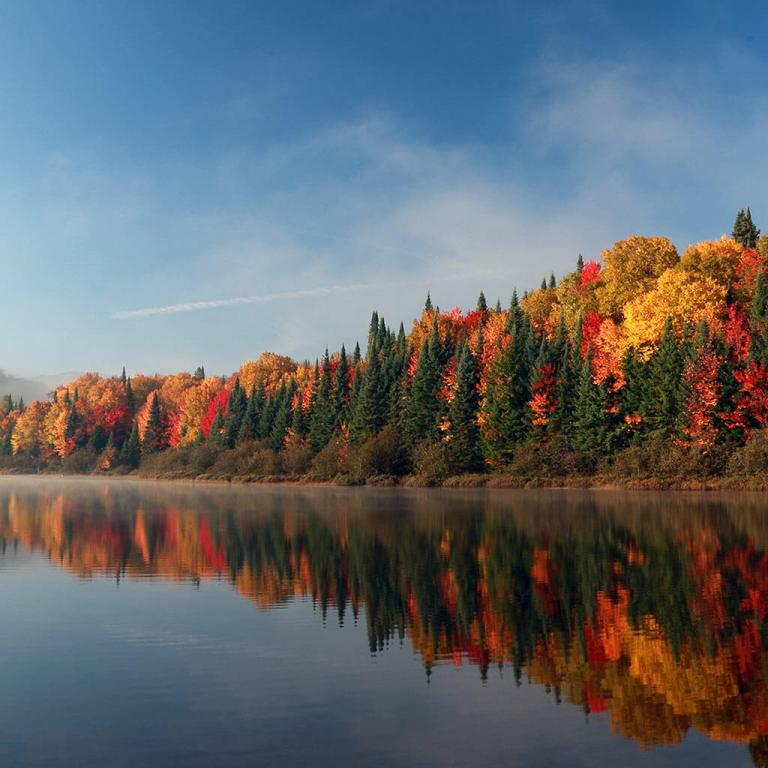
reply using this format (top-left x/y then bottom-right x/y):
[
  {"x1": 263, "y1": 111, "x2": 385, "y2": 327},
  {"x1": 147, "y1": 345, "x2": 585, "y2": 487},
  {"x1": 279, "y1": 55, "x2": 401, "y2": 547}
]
[{"x1": 3, "y1": 226, "x2": 768, "y2": 479}]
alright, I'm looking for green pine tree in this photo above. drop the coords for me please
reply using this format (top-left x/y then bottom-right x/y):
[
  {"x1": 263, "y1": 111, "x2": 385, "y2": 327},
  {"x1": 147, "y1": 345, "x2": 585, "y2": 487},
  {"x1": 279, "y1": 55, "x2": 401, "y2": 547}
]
[
  {"x1": 733, "y1": 207, "x2": 760, "y2": 249},
  {"x1": 642, "y1": 317, "x2": 684, "y2": 440},
  {"x1": 143, "y1": 394, "x2": 164, "y2": 454},
  {"x1": 120, "y1": 421, "x2": 140, "y2": 468},
  {"x1": 447, "y1": 344, "x2": 483, "y2": 473},
  {"x1": 572, "y1": 350, "x2": 611, "y2": 455}
]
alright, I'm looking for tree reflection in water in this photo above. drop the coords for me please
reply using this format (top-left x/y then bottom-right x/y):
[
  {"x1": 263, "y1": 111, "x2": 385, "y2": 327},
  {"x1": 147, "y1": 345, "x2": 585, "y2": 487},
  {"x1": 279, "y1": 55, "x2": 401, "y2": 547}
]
[{"x1": 2, "y1": 481, "x2": 768, "y2": 758}]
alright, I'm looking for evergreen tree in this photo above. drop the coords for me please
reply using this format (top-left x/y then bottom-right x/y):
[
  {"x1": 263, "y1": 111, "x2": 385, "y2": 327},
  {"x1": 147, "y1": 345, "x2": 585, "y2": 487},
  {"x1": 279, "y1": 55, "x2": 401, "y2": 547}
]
[
  {"x1": 447, "y1": 344, "x2": 483, "y2": 473},
  {"x1": 642, "y1": 317, "x2": 684, "y2": 439},
  {"x1": 404, "y1": 337, "x2": 441, "y2": 442},
  {"x1": 309, "y1": 350, "x2": 335, "y2": 451},
  {"x1": 208, "y1": 406, "x2": 225, "y2": 448},
  {"x1": 476, "y1": 291, "x2": 488, "y2": 311},
  {"x1": 334, "y1": 345, "x2": 350, "y2": 426},
  {"x1": 224, "y1": 378, "x2": 247, "y2": 447},
  {"x1": 120, "y1": 421, "x2": 140, "y2": 468},
  {"x1": 1, "y1": 428, "x2": 13, "y2": 456},
  {"x1": 143, "y1": 394, "x2": 164, "y2": 454},
  {"x1": 193, "y1": 366, "x2": 205, "y2": 380},
  {"x1": 424, "y1": 292, "x2": 433, "y2": 311},
  {"x1": 733, "y1": 207, "x2": 760, "y2": 249},
  {"x1": 238, "y1": 384, "x2": 263, "y2": 442},
  {"x1": 572, "y1": 350, "x2": 611, "y2": 455},
  {"x1": 87, "y1": 425, "x2": 105, "y2": 454},
  {"x1": 576, "y1": 254, "x2": 584, "y2": 274},
  {"x1": 750, "y1": 271, "x2": 768, "y2": 366},
  {"x1": 120, "y1": 366, "x2": 127, "y2": 384},
  {"x1": 549, "y1": 273, "x2": 556, "y2": 289},
  {"x1": 125, "y1": 378, "x2": 135, "y2": 413},
  {"x1": 270, "y1": 380, "x2": 295, "y2": 451},
  {"x1": 483, "y1": 310, "x2": 533, "y2": 460}
]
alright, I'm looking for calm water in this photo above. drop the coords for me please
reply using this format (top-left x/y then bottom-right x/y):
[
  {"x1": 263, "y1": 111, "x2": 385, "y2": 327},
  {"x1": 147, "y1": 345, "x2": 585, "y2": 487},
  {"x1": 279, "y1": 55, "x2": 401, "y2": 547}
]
[{"x1": 1, "y1": 478, "x2": 767, "y2": 767}]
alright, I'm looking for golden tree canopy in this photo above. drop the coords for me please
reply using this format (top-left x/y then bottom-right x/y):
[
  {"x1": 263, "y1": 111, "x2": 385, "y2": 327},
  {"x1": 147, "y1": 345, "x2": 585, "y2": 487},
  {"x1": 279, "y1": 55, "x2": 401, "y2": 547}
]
[
  {"x1": 679, "y1": 237, "x2": 743, "y2": 288},
  {"x1": 596, "y1": 236, "x2": 679, "y2": 318},
  {"x1": 623, "y1": 268, "x2": 727, "y2": 356}
]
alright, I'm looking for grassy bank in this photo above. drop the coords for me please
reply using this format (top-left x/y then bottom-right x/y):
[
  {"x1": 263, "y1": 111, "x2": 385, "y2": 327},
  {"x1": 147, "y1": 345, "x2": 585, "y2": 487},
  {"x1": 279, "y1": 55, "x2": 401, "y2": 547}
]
[{"x1": 3, "y1": 429, "x2": 768, "y2": 491}]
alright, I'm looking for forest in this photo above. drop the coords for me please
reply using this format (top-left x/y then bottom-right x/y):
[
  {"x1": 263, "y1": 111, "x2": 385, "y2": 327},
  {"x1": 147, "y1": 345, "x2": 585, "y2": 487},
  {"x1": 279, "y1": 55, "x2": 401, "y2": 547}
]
[{"x1": 3, "y1": 209, "x2": 768, "y2": 487}]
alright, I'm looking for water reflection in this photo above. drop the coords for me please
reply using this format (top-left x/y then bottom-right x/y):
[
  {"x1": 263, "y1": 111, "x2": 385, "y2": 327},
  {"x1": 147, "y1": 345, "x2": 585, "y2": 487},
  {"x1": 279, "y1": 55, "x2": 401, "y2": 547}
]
[{"x1": 2, "y1": 479, "x2": 768, "y2": 761}]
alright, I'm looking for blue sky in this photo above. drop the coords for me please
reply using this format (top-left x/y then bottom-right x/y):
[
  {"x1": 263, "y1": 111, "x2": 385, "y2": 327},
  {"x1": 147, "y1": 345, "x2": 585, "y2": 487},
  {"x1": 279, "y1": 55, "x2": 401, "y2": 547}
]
[{"x1": 2, "y1": 0, "x2": 767, "y2": 377}]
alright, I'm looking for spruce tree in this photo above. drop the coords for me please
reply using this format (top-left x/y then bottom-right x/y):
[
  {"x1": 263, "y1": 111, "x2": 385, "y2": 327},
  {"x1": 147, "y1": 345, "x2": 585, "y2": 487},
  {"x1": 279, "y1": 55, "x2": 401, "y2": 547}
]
[
  {"x1": 309, "y1": 350, "x2": 335, "y2": 451},
  {"x1": 143, "y1": 394, "x2": 164, "y2": 454},
  {"x1": 224, "y1": 378, "x2": 247, "y2": 447},
  {"x1": 334, "y1": 346, "x2": 350, "y2": 426},
  {"x1": 572, "y1": 350, "x2": 611, "y2": 455},
  {"x1": 750, "y1": 271, "x2": 768, "y2": 366},
  {"x1": 733, "y1": 208, "x2": 760, "y2": 249},
  {"x1": 121, "y1": 421, "x2": 140, "y2": 468},
  {"x1": 642, "y1": 317, "x2": 684, "y2": 440},
  {"x1": 424, "y1": 292, "x2": 433, "y2": 312},
  {"x1": 447, "y1": 344, "x2": 483, "y2": 473},
  {"x1": 126, "y1": 378, "x2": 135, "y2": 413},
  {"x1": 270, "y1": 380, "x2": 295, "y2": 451},
  {"x1": 482, "y1": 308, "x2": 533, "y2": 461},
  {"x1": 404, "y1": 337, "x2": 441, "y2": 442},
  {"x1": 208, "y1": 406, "x2": 225, "y2": 448},
  {"x1": 476, "y1": 291, "x2": 487, "y2": 312}
]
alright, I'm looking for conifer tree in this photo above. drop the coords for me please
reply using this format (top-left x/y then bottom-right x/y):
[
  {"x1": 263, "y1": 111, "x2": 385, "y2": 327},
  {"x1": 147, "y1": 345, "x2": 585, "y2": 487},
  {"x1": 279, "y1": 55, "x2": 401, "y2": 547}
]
[
  {"x1": 309, "y1": 350, "x2": 335, "y2": 451},
  {"x1": 224, "y1": 378, "x2": 247, "y2": 447},
  {"x1": 642, "y1": 317, "x2": 684, "y2": 439},
  {"x1": 750, "y1": 271, "x2": 768, "y2": 366},
  {"x1": 120, "y1": 366, "x2": 127, "y2": 384},
  {"x1": 87, "y1": 425, "x2": 105, "y2": 454},
  {"x1": 477, "y1": 291, "x2": 487, "y2": 311},
  {"x1": 143, "y1": 394, "x2": 164, "y2": 454},
  {"x1": 334, "y1": 345, "x2": 350, "y2": 427},
  {"x1": 121, "y1": 421, "x2": 140, "y2": 468},
  {"x1": 447, "y1": 344, "x2": 483, "y2": 473},
  {"x1": 126, "y1": 378, "x2": 135, "y2": 413},
  {"x1": 483, "y1": 307, "x2": 533, "y2": 460},
  {"x1": 733, "y1": 208, "x2": 760, "y2": 249},
  {"x1": 572, "y1": 350, "x2": 611, "y2": 455},
  {"x1": 270, "y1": 380, "x2": 295, "y2": 451},
  {"x1": 576, "y1": 254, "x2": 584, "y2": 274},
  {"x1": 208, "y1": 406, "x2": 225, "y2": 448},
  {"x1": 404, "y1": 337, "x2": 441, "y2": 442},
  {"x1": 424, "y1": 292, "x2": 433, "y2": 311}
]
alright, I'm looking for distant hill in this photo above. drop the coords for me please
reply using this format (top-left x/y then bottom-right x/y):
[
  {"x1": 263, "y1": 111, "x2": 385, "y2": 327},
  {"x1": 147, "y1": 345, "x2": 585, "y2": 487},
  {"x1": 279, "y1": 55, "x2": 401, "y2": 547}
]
[{"x1": 0, "y1": 370, "x2": 82, "y2": 403}]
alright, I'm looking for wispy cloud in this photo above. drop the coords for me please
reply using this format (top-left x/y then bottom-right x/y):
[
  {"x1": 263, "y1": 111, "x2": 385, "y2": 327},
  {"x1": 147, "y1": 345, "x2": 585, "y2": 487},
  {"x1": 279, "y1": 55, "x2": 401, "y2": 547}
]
[{"x1": 112, "y1": 269, "x2": 504, "y2": 319}]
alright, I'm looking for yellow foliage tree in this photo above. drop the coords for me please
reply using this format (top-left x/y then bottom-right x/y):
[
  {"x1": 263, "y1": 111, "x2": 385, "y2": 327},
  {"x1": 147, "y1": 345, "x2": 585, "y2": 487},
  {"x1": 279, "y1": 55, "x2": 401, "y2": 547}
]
[
  {"x1": 521, "y1": 287, "x2": 559, "y2": 334},
  {"x1": 11, "y1": 400, "x2": 51, "y2": 455},
  {"x1": 596, "y1": 236, "x2": 679, "y2": 318},
  {"x1": 623, "y1": 268, "x2": 727, "y2": 356},
  {"x1": 679, "y1": 237, "x2": 743, "y2": 288},
  {"x1": 237, "y1": 353, "x2": 297, "y2": 397}
]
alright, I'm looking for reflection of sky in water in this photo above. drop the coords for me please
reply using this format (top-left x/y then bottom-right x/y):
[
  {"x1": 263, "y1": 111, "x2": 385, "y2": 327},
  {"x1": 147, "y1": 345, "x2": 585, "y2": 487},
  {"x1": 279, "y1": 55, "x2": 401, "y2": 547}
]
[{"x1": 0, "y1": 477, "x2": 763, "y2": 767}]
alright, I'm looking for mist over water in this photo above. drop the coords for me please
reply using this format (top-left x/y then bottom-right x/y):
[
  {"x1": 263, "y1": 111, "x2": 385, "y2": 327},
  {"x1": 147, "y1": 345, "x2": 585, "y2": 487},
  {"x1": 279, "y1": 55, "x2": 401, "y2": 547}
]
[{"x1": 0, "y1": 477, "x2": 765, "y2": 767}]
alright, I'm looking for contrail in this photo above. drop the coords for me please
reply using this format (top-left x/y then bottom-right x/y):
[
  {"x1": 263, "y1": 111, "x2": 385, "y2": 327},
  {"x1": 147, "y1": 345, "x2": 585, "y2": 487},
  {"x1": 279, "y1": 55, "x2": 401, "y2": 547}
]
[{"x1": 112, "y1": 270, "x2": 504, "y2": 319}]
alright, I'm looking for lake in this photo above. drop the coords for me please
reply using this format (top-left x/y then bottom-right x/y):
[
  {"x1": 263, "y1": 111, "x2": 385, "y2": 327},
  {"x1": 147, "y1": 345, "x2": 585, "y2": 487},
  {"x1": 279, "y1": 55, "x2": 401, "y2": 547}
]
[{"x1": 0, "y1": 477, "x2": 766, "y2": 767}]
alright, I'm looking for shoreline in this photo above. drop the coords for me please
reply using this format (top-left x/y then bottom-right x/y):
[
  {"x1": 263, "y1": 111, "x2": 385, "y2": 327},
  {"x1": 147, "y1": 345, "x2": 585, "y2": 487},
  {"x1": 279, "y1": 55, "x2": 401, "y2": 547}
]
[{"x1": 1, "y1": 468, "x2": 767, "y2": 492}]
